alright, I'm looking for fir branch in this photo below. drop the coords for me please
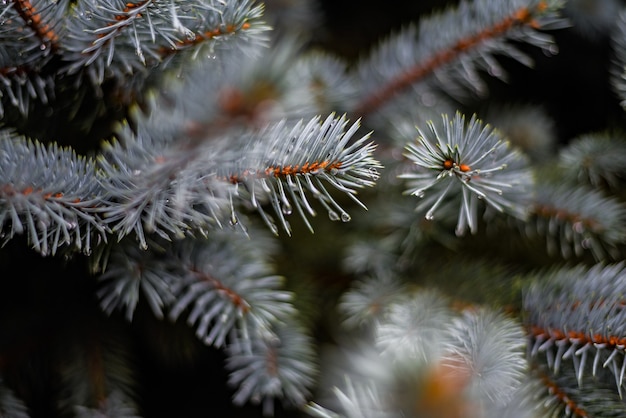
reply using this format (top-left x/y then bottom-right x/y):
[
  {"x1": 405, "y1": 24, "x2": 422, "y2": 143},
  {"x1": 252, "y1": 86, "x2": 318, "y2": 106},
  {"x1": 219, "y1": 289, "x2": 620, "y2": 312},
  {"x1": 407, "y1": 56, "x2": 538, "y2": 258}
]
[
  {"x1": 524, "y1": 263, "x2": 626, "y2": 396},
  {"x1": 526, "y1": 181, "x2": 626, "y2": 260},
  {"x1": 400, "y1": 112, "x2": 533, "y2": 235},
  {"x1": 226, "y1": 320, "x2": 317, "y2": 416},
  {"x1": 0, "y1": 130, "x2": 107, "y2": 256},
  {"x1": 353, "y1": 0, "x2": 567, "y2": 117}
]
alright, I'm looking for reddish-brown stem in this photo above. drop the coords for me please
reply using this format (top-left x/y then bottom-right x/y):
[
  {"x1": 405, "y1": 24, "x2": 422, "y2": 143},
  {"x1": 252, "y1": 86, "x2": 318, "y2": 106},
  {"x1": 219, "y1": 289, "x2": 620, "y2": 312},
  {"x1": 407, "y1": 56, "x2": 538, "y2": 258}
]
[
  {"x1": 11, "y1": 0, "x2": 59, "y2": 51},
  {"x1": 158, "y1": 21, "x2": 251, "y2": 58},
  {"x1": 192, "y1": 269, "x2": 250, "y2": 313},
  {"x1": 532, "y1": 204, "x2": 602, "y2": 232},
  {"x1": 538, "y1": 371, "x2": 589, "y2": 417},
  {"x1": 529, "y1": 324, "x2": 626, "y2": 350},
  {"x1": 226, "y1": 161, "x2": 343, "y2": 184},
  {"x1": 353, "y1": 1, "x2": 548, "y2": 117}
]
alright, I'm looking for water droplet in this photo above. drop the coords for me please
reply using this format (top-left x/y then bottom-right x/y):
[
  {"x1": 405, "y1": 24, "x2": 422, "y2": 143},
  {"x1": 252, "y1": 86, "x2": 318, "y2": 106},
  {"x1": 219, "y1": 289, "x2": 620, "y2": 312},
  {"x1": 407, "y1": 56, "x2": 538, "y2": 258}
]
[
  {"x1": 421, "y1": 92, "x2": 436, "y2": 107},
  {"x1": 281, "y1": 203, "x2": 292, "y2": 215},
  {"x1": 330, "y1": 167, "x2": 339, "y2": 175},
  {"x1": 185, "y1": 30, "x2": 196, "y2": 41},
  {"x1": 40, "y1": 44, "x2": 47, "y2": 50},
  {"x1": 368, "y1": 167, "x2": 378, "y2": 176},
  {"x1": 545, "y1": 44, "x2": 559, "y2": 56},
  {"x1": 425, "y1": 212, "x2": 434, "y2": 220},
  {"x1": 573, "y1": 221, "x2": 584, "y2": 234},
  {"x1": 341, "y1": 212, "x2": 351, "y2": 222},
  {"x1": 416, "y1": 190, "x2": 425, "y2": 198},
  {"x1": 328, "y1": 210, "x2": 339, "y2": 221}
]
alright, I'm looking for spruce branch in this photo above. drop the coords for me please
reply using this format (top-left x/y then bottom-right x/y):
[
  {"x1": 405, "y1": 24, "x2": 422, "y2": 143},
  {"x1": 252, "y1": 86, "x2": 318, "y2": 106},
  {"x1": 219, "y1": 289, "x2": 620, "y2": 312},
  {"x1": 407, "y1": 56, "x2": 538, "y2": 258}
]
[
  {"x1": 375, "y1": 290, "x2": 454, "y2": 363},
  {"x1": 444, "y1": 308, "x2": 527, "y2": 404},
  {"x1": 165, "y1": 228, "x2": 294, "y2": 348},
  {"x1": 4, "y1": 0, "x2": 64, "y2": 53},
  {"x1": 96, "y1": 226, "x2": 314, "y2": 413},
  {"x1": 0, "y1": 0, "x2": 270, "y2": 118},
  {"x1": 96, "y1": 224, "x2": 291, "y2": 346},
  {"x1": 400, "y1": 112, "x2": 533, "y2": 235},
  {"x1": 97, "y1": 237, "x2": 178, "y2": 321},
  {"x1": 352, "y1": 0, "x2": 568, "y2": 117},
  {"x1": 62, "y1": 0, "x2": 269, "y2": 83},
  {"x1": 524, "y1": 263, "x2": 626, "y2": 397},
  {"x1": 0, "y1": 0, "x2": 65, "y2": 116},
  {"x1": 97, "y1": 109, "x2": 381, "y2": 245},
  {"x1": 226, "y1": 320, "x2": 317, "y2": 416},
  {"x1": 558, "y1": 132, "x2": 626, "y2": 189},
  {"x1": 0, "y1": 130, "x2": 107, "y2": 255},
  {"x1": 532, "y1": 366, "x2": 626, "y2": 418},
  {"x1": 95, "y1": 131, "x2": 234, "y2": 249},
  {"x1": 525, "y1": 181, "x2": 626, "y2": 260},
  {"x1": 225, "y1": 114, "x2": 382, "y2": 235}
]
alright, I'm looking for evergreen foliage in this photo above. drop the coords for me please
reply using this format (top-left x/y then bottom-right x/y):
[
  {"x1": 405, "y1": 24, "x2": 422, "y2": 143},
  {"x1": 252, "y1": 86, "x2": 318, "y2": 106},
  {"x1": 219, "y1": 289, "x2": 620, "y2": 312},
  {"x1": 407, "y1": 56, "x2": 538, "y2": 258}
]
[{"x1": 3, "y1": 0, "x2": 626, "y2": 417}]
